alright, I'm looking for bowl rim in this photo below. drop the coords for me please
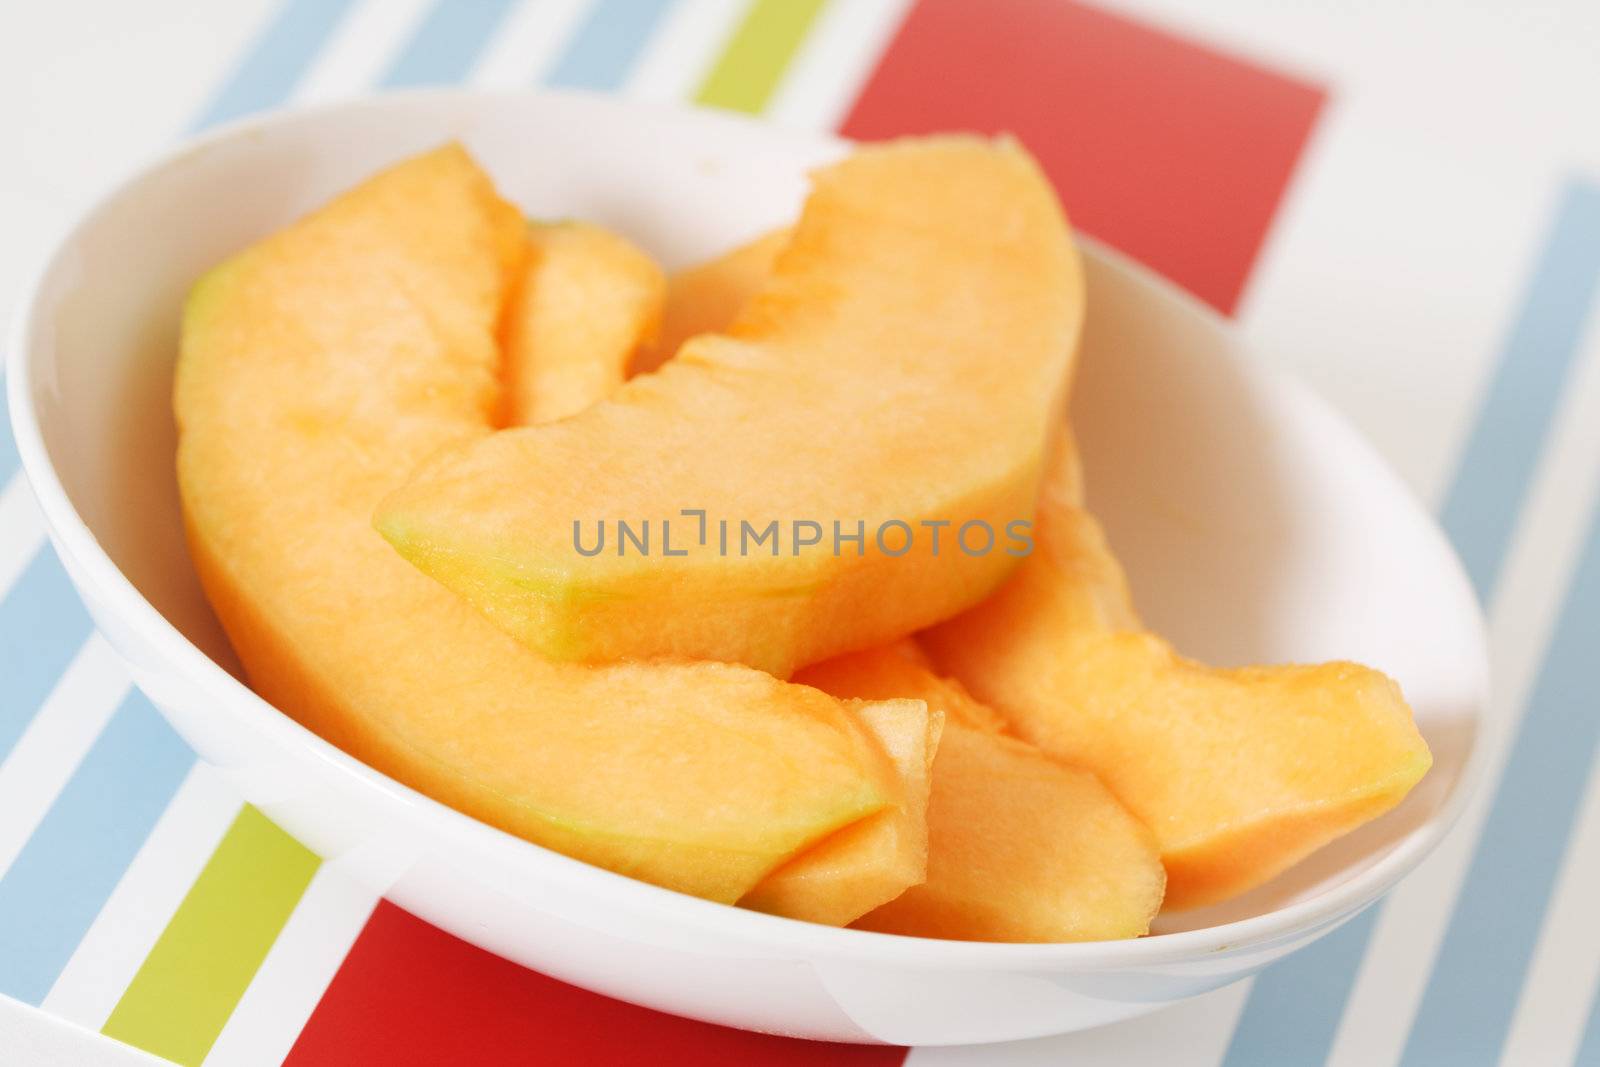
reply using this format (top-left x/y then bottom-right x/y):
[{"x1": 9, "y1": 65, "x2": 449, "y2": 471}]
[{"x1": 4, "y1": 85, "x2": 1494, "y2": 972}]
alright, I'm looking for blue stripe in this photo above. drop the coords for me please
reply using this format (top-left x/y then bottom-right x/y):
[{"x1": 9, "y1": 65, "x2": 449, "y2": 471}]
[
  {"x1": 543, "y1": 0, "x2": 677, "y2": 91},
  {"x1": 1441, "y1": 183, "x2": 1600, "y2": 596},
  {"x1": 1221, "y1": 179, "x2": 1600, "y2": 1067},
  {"x1": 0, "y1": 552, "x2": 94, "y2": 763},
  {"x1": 1577, "y1": 987, "x2": 1600, "y2": 1067},
  {"x1": 382, "y1": 0, "x2": 522, "y2": 87},
  {"x1": 0, "y1": 692, "x2": 193, "y2": 1004},
  {"x1": 1401, "y1": 495, "x2": 1600, "y2": 1063},
  {"x1": 193, "y1": 0, "x2": 359, "y2": 129},
  {"x1": 1220, "y1": 908, "x2": 1380, "y2": 1066}
]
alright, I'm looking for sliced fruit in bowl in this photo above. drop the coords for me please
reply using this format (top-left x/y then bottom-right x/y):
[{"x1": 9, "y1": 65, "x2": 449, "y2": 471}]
[
  {"x1": 7, "y1": 89, "x2": 1487, "y2": 1043},
  {"x1": 921, "y1": 433, "x2": 1434, "y2": 911},
  {"x1": 179, "y1": 133, "x2": 1433, "y2": 927},
  {"x1": 173, "y1": 144, "x2": 926, "y2": 905},
  {"x1": 374, "y1": 136, "x2": 1084, "y2": 679}
]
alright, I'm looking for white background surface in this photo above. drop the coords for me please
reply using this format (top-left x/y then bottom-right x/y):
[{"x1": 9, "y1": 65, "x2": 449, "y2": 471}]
[{"x1": 0, "y1": 993, "x2": 163, "y2": 1066}]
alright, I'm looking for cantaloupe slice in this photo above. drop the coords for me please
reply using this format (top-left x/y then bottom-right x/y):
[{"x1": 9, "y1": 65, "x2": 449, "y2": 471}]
[
  {"x1": 632, "y1": 228, "x2": 788, "y2": 374},
  {"x1": 375, "y1": 136, "x2": 1084, "y2": 678},
  {"x1": 796, "y1": 645, "x2": 1165, "y2": 941},
  {"x1": 496, "y1": 222, "x2": 936, "y2": 926},
  {"x1": 174, "y1": 145, "x2": 913, "y2": 903},
  {"x1": 921, "y1": 437, "x2": 1433, "y2": 909},
  {"x1": 799, "y1": 638, "x2": 1006, "y2": 735},
  {"x1": 503, "y1": 221, "x2": 664, "y2": 424},
  {"x1": 739, "y1": 700, "x2": 940, "y2": 926}
]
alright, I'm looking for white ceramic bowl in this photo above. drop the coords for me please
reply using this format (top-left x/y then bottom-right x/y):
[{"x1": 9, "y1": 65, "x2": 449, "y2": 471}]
[{"x1": 7, "y1": 89, "x2": 1489, "y2": 1046}]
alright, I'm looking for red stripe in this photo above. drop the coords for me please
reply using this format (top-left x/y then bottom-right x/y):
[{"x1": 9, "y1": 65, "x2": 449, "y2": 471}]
[
  {"x1": 286, "y1": 6, "x2": 1328, "y2": 1062},
  {"x1": 842, "y1": 0, "x2": 1327, "y2": 314},
  {"x1": 284, "y1": 902, "x2": 907, "y2": 1066}
]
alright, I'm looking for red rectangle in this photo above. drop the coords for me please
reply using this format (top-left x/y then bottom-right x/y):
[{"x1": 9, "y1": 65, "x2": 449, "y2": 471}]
[
  {"x1": 842, "y1": 0, "x2": 1326, "y2": 314},
  {"x1": 285, "y1": 902, "x2": 908, "y2": 1066}
]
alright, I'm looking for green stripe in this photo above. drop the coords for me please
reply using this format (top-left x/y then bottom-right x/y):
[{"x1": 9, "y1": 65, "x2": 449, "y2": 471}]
[
  {"x1": 694, "y1": 0, "x2": 829, "y2": 114},
  {"x1": 101, "y1": 807, "x2": 319, "y2": 1066}
]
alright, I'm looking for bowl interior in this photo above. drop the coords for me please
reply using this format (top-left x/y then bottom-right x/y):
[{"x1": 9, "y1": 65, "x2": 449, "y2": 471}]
[{"x1": 14, "y1": 90, "x2": 1486, "y2": 939}]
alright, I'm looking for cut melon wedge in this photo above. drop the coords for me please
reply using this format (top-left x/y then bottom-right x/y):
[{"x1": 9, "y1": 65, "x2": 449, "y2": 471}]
[
  {"x1": 632, "y1": 227, "x2": 789, "y2": 374},
  {"x1": 504, "y1": 221, "x2": 664, "y2": 424},
  {"x1": 797, "y1": 645, "x2": 1165, "y2": 941},
  {"x1": 497, "y1": 219, "x2": 937, "y2": 926},
  {"x1": 800, "y1": 638, "x2": 1006, "y2": 735},
  {"x1": 739, "y1": 699, "x2": 940, "y2": 926},
  {"x1": 921, "y1": 437, "x2": 1433, "y2": 909},
  {"x1": 175, "y1": 145, "x2": 906, "y2": 903},
  {"x1": 375, "y1": 136, "x2": 1085, "y2": 677}
]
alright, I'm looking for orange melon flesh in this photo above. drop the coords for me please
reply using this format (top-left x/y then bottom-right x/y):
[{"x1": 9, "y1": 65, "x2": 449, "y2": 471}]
[
  {"x1": 613, "y1": 238, "x2": 965, "y2": 928},
  {"x1": 504, "y1": 221, "x2": 664, "y2": 424},
  {"x1": 495, "y1": 222, "x2": 936, "y2": 927},
  {"x1": 797, "y1": 645, "x2": 1165, "y2": 941},
  {"x1": 739, "y1": 700, "x2": 940, "y2": 926},
  {"x1": 921, "y1": 438, "x2": 1433, "y2": 909},
  {"x1": 174, "y1": 145, "x2": 905, "y2": 903},
  {"x1": 799, "y1": 638, "x2": 1006, "y2": 735},
  {"x1": 375, "y1": 136, "x2": 1085, "y2": 678},
  {"x1": 632, "y1": 228, "x2": 789, "y2": 374}
]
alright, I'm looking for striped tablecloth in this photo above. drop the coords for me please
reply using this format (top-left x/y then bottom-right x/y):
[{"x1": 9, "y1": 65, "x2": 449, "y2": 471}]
[{"x1": 2, "y1": 1, "x2": 1598, "y2": 1063}]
